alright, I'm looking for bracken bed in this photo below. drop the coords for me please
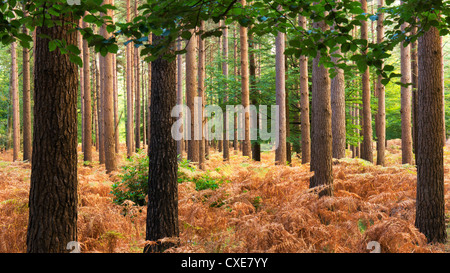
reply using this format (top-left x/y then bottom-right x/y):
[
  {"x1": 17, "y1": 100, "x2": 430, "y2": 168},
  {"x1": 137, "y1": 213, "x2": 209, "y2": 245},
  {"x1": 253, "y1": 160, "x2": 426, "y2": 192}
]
[{"x1": 0, "y1": 140, "x2": 449, "y2": 253}]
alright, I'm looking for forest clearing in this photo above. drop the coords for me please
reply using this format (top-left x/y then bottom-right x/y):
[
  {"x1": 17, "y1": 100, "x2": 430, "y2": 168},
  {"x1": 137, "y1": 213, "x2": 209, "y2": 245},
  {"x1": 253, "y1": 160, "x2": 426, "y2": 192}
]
[{"x1": 1, "y1": 140, "x2": 449, "y2": 253}]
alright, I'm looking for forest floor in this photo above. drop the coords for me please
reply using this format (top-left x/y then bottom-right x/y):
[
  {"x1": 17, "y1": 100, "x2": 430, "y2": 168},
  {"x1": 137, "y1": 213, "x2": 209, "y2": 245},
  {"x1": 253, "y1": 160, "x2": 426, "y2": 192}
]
[{"x1": 1, "y1": 140, "x2": 449, "y2": 253}]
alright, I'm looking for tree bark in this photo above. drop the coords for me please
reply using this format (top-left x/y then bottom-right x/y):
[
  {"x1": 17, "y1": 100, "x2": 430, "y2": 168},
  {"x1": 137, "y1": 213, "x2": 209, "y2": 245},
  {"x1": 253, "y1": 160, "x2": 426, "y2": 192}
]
[
  {"x1": 11, "y1": 41, "x2": 19, "y2": 162},
  {"x1": 126, "y1": 0, "x2": 134, "y2": 158},
  {"x1": 275, "y1": 30, "x2": 286, "y2": 165},
  {"x1": 400, "y1": 17, "x2": 413, "y2": 165},
  {"x1": 240, "y1": 0, "x2": 251, "y2": 158},
  {"x1": 222, "y1": 20, "x2": 230, "y2": 162},
  {"x1": 310, "y1": 18, "x2": 333, "y2": 197},
  {"x1": 186, "y1": 29, "x2": 199, "y2": 163},
  {"x1": 144, "y1": 34, "x2": 179, "y2": 253},
  {"x1": 22, "y1": 22, "x2": 32, "y2": 162},
  {"x1": 82, "y1": 13, "x2": 93, "y2": 162},
  {"x1": 27, "y1": 13, "x2": 78, "y2": 253},
  {"x1": 177, "y1": 38, "x2": 184, "y2": 159},
  {"x1": 415, "y1": 26, "x2": 447, "y2": 244},
  {"x1": 376, "y1": 0, "x2": 386, "y2": 166},
  {"x1": 299, "y1": 16, "x2": 311, "y2": 164},
  {"x1": 199, "y1": 21, "x2": 206, "y2": 168},
  {"x1": 360, "y1": 0, "x2": 373, "y2": 163}
]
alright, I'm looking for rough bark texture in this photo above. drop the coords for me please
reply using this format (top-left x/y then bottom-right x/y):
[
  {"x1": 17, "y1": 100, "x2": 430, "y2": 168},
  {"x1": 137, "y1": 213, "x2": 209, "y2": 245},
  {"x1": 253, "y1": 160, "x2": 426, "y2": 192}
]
[
  {"x1": 27, "y1": 14, "x2": 78, "y2": 253},
  {"x1": 126, "y1": 0, "x2": 134, "y2": 158},
  {"x1": 360, "y1": 0, "x2": 373, "y2": 163},
  {"x1": 400, "y1": 20, "x2": 413, "y2": 165},
  {"x1": 415, "y1": 26, "x2": 447, "y2": 244},
  {"x1": 22, "y1": 23, "x2": 32, "y2": 162},
  {"x1": 310, "y1": 19, "x2": 333, "y2": 197},
  {"x1": 376, "y1": 0, "x2": 386, "y2": 166},
  {"x1": 240, "y1": 0, "x2": 251, "y2": 158},
  {"x1": 145, "y1": 35, "x2": 179, "y2": 253},
  {"x1": 411, "y1": 25, "x2": 418, "y2": 156},
  {"x1": 275, "y1": 31, "x2": 286, "y2": 165},
  {"x1": 199, "y1": 21, "x2": 206, "y2": 168},
  {"x1": 222, "y1": 20, "x2": 230, "y2": 162},
  {"x1": 177, "y1": 39, "x2": 184, "y2": 159},
  {"x1": 299, "y1": 15, "x2": 311, "y2": 164}
]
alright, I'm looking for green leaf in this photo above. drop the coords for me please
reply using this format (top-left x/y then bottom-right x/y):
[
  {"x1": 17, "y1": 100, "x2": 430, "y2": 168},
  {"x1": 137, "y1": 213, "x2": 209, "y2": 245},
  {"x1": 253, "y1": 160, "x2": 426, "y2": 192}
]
[
  {"x1": 69, "y1": 54, "x2": 83, "y2": 67},
  {"x1": 48, "y1": 40, "x2": 58, "y2": 52}
]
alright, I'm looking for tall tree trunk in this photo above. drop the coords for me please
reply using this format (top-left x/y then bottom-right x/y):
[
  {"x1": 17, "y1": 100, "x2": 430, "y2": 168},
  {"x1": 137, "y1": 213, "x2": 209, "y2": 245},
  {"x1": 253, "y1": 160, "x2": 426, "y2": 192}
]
[
  {"x1": 100, "y1": 0, "x2": 116, "y2": 172},
  {"x1": 82, "y1": 13, "x2": 93, "y2": 162},
  {"x1": 400, "y1": 15, "x2": 413, "y2": 165},
  {"x1": 330, "y1": 41, "x2": 346, "y2": 159},
  {"x1": 27, "y1": 13, "x2": 78, "y2": 253},
  {"x1": 275, "y1": 30, "x2": 286, "y2": 165},
  {"x1": 240, "y1": 0, "x2": 251, "y2": 158},
  {"x1": 376, "y1": 0, "x2": 386, "y2": 166},
  {"x1": 22, "y1": 22, "x2": 32, "y2": 162},
  {"x1": 11, "y1": 41, "x2": 19, "y2": 162},
  {"x1": 134, "y1": 0, "x2": 141, "y2": 152},
  {"x1": 177, "y1": 38, "x2": 184, "y2": 159},
  {"x1": 186, "y1": 30, "x2": 199, "y2": 163},
  {"x1": 126, "y1": 0, "x2": 134, "y2": 158},
  {"x1": 199, "y1": 21, "x2": 206, "y2": 168},
  {"x1": 249, "y1": 30, "x2": 260, "y2": 161},
  {"x1": 310, "y1": 18, "x2": 333, "y2": 197},
  {"x1": 299, "y1": 16, "x2": 311, "y2": 164},
  {"x1": 233, "y1": 25, "x2": 239, "y2": 154},
  {"x1": 360, "y1": 0, "x2": 373, "y2": 163},
  {"x1": 222, "y1": 20, "x2": 230, "y2": 162},
  {"x1": 415, "y1": 25, "x2": 447, "y2": 244},
  {"x1": 144, "y1": 34, "x2": 179, "y2": 253}
]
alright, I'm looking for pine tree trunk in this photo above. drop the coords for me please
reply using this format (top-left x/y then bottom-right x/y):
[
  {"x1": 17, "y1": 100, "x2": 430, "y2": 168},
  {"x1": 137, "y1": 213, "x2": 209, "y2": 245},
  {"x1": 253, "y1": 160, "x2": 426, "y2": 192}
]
[
  {"x1": 222, "y1": 20, "x2": 230, "y2": 162},
  {"x1": 299, "y1": 15, "x2": 311, "y2": 164},
  {"x1": 400, "y1": 17, "x2": 413, "y2": 165},
  {"x1": 126, "y1": 0, "x2": 134, "y2": 158},
  {"x1": 360, "y1": 0, "x2": 373, "y2": 163},
  {"x1": 249, "y1": 31, "x2": 260, "y2": 161},
  {"x1": 144, "y1": 34, "x2": 179, "y2": 253},
  {"x1": 82, "y1": 14, "x2": 93, "y2": 162},
  {"x1": 100, "y1": 0, "x2": 116, "y2": 172},
  {"x1": 27, "y1": 13, "x2": 78, "y2": 253},
  {"x1": 240, "y1": 0, "x2": 251, "y2": 158},
  {"x1": 177, "y1": 38, "x2": 184, "y2": 159},
  {"x1": 186, "y1": 30, "x2": 199, "y2": 163},
  {"x1": 134, "y1": 0, "x2": 140, "y2": 152},
  {"x1": 275, "y1": 30, "x2": 286, "y2": 165},
  {"x1": 376, "y1": 0, "x2": 386, "y2": 166},
  {"x1": 199, "y1": 21, "x2": 206, "y2": 168},
  {"x1": 415, "y1": 26, "x2": 447, "y2": 244},
  {"x1": 22, "y1": 23, "x2": 32, "y2": 162},
  {"x1": 310, "y1": 18, "x2": 333, "y2": 197},
  {"x1": 331, "y1": 43, "x2": 346, "y2": 159},
  {"x1": 11, "y1": 41, "x2": 19, "y2": 162}
]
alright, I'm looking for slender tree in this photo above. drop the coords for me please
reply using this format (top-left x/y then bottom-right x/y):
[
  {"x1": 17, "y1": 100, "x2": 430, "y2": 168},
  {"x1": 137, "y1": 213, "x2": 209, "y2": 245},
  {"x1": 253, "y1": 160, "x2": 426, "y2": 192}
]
[
  {"x1": 186, "y1": 29, "x2": 199, "y2": 163},
  {"x1": 360, "y1": 0, "x2": 373, "y2": 163},
  {"x1": 82, "y1": 12, "x2": 93, "y2": 162},
  {"x1": 11, "y1": 41, "x2": 19, "y2": 162},
  {"x1": 299, "y1": 15, "x2": 311, "y2": 164},
  {"x1": 199, "y1": 21, "x2": 206, "y2": 168},
  {"x1": 275, "y1": 30, "x2": 286, "y2": 165},
  {"x1": 376, "y1": 0, "x2": 386, "y2": 166},
  {"x1": 222, "y1": 20, "x2": 230, "y2": 162},
  {"x1": 240, "y1": 0, "x2": 251, "y2": 158},
  {"x1": 177, "y1": 38, "x2": 184, "y2": 159},
  {"x1": 22, "y1": 19, "x2": 32, "y2": 162},
  {"x1": 126, "y1": 0, "x2": 134, "y2": 158}
]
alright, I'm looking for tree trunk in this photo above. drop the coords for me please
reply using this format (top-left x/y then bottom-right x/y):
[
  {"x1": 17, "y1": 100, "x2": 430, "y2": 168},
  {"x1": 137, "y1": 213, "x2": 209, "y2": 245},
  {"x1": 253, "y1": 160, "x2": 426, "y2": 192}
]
[
  {"x1": 299, "y1": 16, "x2": 311, "y2": 164},
  {"x1": 415, "y1": 25, "x2": 447, "y2": 244},
  {"x1": 22, "y1": 22, "x2": 32, "y2": 162},
  {"x1": 240, "y1": 0, "x2": 251, "y2": 158},
  {"x1": 411, "y1": 25, "x2": 418, "y2": 156},
  {"x1": 400, "y1": 16, "x2": 413, "y2": 165},
  {"x1": 376, "y1": 0, "x2": 386, "y2": 166},
  {"x1": 275, "y1": 30, "x2": 286, "y2": 165},
  {"x1": 177, "y1": 38, "x2": 184, "y2": 159},
  {"x1": 27, "y1": 13, "x2": 78, "y2": 253},
  {"x1": 100, "y1": 0, "x2": 116, "y2": 172},
  {"x1": 330, "y1": 41, "x2": 346, "y2": 159},
  {"x1": 126, "y1": 0, "x2": 134, "y2": 158},
  {"x1": 134, "y1": 0, "x2": 141, "y2": 152},
  {"x1": 360, "y1": 0, "x2": 373, "y2": 163},
  {"x1": 249, "y1": 31, "x2": 260, "y2": 161},
  {"x1": 222, "y1": 20, "x2": 230, "y2": 162},
  {"x1": 199, "y1": 21, "x2": 206, "y2": 168},
  {"x1": 144, "y1": 34, "x2": 179, "y2": 253},
  {"x1": 186, "y1": 30, "x2": 199, "y2": 163},
  {"x1": 11, "y1": 41, "x2": 19, "y2": 162},
  {"x1": 82, "y1": 14, "x2": 93, "y2": 162},
  {"x1": 310, "y1": 18, "x2": 333, "y2": 197}
]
